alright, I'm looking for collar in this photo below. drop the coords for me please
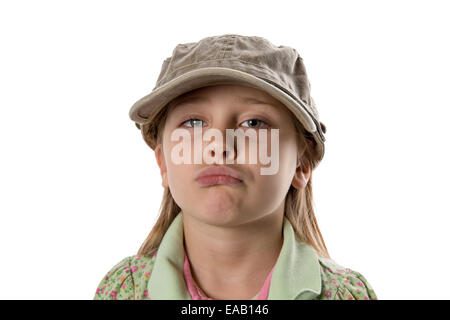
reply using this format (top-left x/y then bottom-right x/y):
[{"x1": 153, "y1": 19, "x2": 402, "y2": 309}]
[{"x1": 147, "y1": 212, "x2": 322, "y2": 300}]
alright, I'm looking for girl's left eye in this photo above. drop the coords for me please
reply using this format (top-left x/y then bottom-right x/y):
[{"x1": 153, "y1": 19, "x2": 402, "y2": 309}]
[{"x1": 241, "y1": 119, "x2": 269, "y2": 128}]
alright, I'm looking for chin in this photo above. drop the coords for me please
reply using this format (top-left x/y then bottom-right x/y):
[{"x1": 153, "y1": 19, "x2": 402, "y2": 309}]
[{"x1": 196, "y1": 207, "x2": 243, "y2": 227}]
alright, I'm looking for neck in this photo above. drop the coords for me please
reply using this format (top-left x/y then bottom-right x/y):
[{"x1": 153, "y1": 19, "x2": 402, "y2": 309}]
[{"x1": 182, "y1": 208, "x2": 284, "y2": 299}]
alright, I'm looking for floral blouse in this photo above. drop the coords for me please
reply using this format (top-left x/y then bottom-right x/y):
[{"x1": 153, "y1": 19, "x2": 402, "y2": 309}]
[{"x1": 94, "y1": 213, "x2": 378, "y2": 300}]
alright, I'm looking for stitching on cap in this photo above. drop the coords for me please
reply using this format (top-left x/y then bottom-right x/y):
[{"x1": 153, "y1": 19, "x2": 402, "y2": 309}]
[
  {"x1": 222, "y1": 36, "x2": 236, "y2": 59},
  {"x1": 164, "y1": 58, "x2": 281, "y2": 87},
  {"x1": 166, "y1": 57, "x2": 272, "y2": 76}
]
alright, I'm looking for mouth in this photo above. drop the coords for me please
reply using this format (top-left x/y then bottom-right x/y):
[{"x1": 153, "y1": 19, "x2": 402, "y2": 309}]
[
  {"x1": 196, "y1": 175, "x2": 243, "y2": 186},
  {"x1": 194, "y1": 166, "x2": 244, "y2": 187}
]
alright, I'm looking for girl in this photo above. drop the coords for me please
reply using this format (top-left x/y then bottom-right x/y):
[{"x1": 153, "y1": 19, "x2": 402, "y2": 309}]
[{"x1": 94, "y1": 34, "x2": 378, "y2": 300}]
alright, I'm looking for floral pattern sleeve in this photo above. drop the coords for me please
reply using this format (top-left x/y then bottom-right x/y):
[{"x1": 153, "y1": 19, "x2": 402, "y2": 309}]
[
  {"x1": 334, "y1": 269, "x2": 378, "y2": 300},
  {"x1": 316, "y1": 257, "x2": 378, "y2": 300},
  {"x1": 94, "y1": 254, "x2": 156, "y2": 300}
]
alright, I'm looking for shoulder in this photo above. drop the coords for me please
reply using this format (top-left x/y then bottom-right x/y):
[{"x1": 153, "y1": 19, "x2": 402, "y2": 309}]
[
  {"x1": 93, "y1": 251, "x2": 158, "y2": 300},
  {"x1": 314, "y1": 256, "x2": 378, "y2": 300}
]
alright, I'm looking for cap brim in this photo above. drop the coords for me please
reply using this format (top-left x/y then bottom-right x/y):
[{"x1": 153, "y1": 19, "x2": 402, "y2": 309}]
[{"x1": 129, "y1": 67, "x2": 324, "y2": 160}]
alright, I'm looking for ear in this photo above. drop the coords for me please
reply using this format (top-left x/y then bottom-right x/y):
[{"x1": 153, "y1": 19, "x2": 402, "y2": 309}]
[
  {"x1": 155, "y1": 143, "x2": 169, "y2": 188},
  {"x1": 291, "y1": 157, "x2": 311, "y2": 190}
]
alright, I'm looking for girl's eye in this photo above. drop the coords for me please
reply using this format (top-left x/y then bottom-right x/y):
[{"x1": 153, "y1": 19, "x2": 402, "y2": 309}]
[
  {"x1": 180, "y1": 118, "x2": 269, "y2": 128},
  {"x1": 181, "y1": 118, "x2": 206, "y2": 128},
  {"x1": 241, "y1": 119, "x2": 269, "y2": 129}
]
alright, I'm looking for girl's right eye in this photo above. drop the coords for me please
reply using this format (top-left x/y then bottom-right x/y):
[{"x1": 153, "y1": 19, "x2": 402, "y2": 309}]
[{"x1": 180, "y1": 118, "x2": 206, "y2": 128}]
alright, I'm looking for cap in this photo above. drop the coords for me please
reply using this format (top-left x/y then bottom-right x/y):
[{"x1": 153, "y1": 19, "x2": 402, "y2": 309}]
[{"x1": 129, "y1": 33, "x2": 327, "y2": 162}]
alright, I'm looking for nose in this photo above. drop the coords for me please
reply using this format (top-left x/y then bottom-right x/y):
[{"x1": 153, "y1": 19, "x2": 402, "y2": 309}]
[
  {"x1": 208, "y1": 147, "x2": 232, "y2": 159},
  {"x1": 207, "y1": 133, "x2": 237, "y2": 163},
  {"x1": 203, "y1": 118, "x2": 239, "y2": 164}
]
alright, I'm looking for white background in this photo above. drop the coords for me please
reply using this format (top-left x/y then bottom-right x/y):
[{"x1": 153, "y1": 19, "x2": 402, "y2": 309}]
[{"x1": 1, "y1": 0, "x2": 449, "y2": 300}]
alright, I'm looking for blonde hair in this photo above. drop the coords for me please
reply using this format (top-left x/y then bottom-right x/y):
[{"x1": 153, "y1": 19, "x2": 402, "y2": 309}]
[{"x1": 136, "y1": 94, "x2": 330, "y2": 259}]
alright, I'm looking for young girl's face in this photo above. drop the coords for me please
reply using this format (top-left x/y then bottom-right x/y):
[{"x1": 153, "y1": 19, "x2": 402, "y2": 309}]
[{"x1": 155, "y1": 84, "x2": 309, "y2": 227}]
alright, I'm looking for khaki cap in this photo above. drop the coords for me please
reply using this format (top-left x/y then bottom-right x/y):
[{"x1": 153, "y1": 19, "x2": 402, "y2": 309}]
[{"x1": 129, "y1": 34, "x2": 327, "y2": 162}]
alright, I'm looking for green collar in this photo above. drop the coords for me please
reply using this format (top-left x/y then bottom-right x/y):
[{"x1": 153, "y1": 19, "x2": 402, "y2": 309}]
[{"x1": 147, "y1": 212, "x2": 322, "y2": 300}]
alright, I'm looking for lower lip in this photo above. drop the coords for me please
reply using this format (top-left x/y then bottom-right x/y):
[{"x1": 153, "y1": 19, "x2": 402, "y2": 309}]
[{"x1": 196, "y1": 175, "x2": 243, "y2": 186}]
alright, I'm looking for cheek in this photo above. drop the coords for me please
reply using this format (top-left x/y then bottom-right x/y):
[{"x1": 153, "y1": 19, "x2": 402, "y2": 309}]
[
  {"x1": 258, "y1": 136, "x2": 297, "y2": 186},
  {"x1": 251, "y1": 156, "x2": 294, "y2": 212},
  {"x1": 259, "y1": 129, "x2": 298, "y2": 180},
  {"x1": 165, "y1": 162, "x2": 199, "y2": 211},
  {"x1": 164, "y1": 148, "x2": 192, "y2": 190},
  {"x1": 163, "y1": 140, "x2": 193, "y2": 197},
  {"x1": 246, "y1": 137, "x2": 297, "y2": 212},
  {"x1": 278, "y1": 141, "x2": 298, "y2": 177}
]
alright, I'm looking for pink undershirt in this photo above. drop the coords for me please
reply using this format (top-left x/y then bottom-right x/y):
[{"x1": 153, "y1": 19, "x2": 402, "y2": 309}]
[{"x1": 183, "y1": 249, "x2": 275, "y2": 300}]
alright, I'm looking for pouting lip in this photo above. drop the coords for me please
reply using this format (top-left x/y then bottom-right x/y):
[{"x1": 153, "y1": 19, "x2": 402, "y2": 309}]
[{"x1": 194, "y1": 166, "x2": 243, "y2": 181}]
